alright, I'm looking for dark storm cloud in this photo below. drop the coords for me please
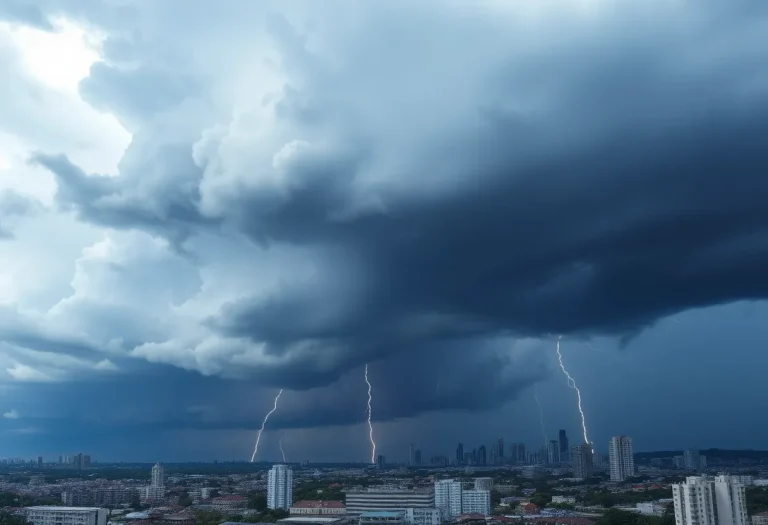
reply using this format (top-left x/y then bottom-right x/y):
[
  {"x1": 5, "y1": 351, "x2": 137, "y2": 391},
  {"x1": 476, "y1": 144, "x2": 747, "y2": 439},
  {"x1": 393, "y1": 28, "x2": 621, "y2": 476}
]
[{"x1": 26, "y1": 1, "x2": 768, "y2": 394}]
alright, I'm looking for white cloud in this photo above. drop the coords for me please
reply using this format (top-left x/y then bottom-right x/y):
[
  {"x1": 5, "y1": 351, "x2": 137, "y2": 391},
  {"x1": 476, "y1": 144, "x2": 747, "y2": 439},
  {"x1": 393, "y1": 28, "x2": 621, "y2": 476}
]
[{"x1": 3, "y1": 408, "x2": 19, "y2": 419}]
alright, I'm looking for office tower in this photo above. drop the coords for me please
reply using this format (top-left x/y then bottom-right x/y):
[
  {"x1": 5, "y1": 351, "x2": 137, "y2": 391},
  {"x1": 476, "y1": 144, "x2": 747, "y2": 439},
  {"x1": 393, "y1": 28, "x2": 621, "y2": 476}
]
[
  {"x1": 559, "y1": 430, "x2": 569, "y2": 462},
  {"x1": 414, "y1": 449, "x2": 422, "y2": 466},
  {"x1": 456, "y1": 443, "x2": 464, "y2": 465},
  {"x1": 474, "y1": 478, "x2": 493, "y2": 492},
  {"x1": 37, "y1": 457, "x2": 42, "y2": 468},
  {"x1": 477, "y1": 446, "x2": 486, "y2": 466},
  {"x1": 547, "y1": 440, "x2": 560, "y2": 464},
  {"x1": 571, "y1": 443, "x2": 594, "y2": 479},
  {"x1": 515, "y1": 443, "x2": 526, "y2": 464},
  {"x1": 434, "y1": 479, "x2": 463, "y2": 519},
  {"x1": 410, "y1": 444, "x2": 415, "y2": 466},
  {"x1": 376, "y1": 455, "x2": 385, "y2": 469},
  {"x1": 83, "y1": 455, "x2": 91, "y2": 469},
  {"x1": 73, "y1": 453, "x2": 83, "y2": 470},
  {"x1": 267, "y1": 464, "x2": 293, "y2": 510},
  {"x1": 462, "y1": 490, "x2": 491, "y2": 516},
  {"x1": 489, "y1": 443, "x2": 498, "y2": 465},
  {"x1": 151, "y1": 463, "x2": 164, "y2": 488},
  {"x1": 684, "y1": 449, "x2": 702, "y2": 471},
  {"x1": 672, "y1": 476, "x2": 748, "y2": 525},
  {"x1": 497, "y1": 437, "x2": 504, "y2": 459},
  {"x1": 609, "y1": 436, "x2": 635, "y2": 481}
]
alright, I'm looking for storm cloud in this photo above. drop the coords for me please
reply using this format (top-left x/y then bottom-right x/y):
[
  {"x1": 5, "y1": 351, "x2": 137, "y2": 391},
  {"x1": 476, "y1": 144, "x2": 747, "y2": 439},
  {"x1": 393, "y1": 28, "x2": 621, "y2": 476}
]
[{"x1": 1, "y1": 0, "x2": 768, "y2": 458}]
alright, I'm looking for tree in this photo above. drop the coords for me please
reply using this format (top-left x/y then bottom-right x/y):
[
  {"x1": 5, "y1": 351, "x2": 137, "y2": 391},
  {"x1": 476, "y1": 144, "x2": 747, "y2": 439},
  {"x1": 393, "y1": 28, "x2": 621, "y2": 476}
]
[
  {"x1": 247, "y1": 492, "x2": 267, "y2": 511},
  {"x1": 0, "y1": 512, "x2": 29, "y2": 525}
]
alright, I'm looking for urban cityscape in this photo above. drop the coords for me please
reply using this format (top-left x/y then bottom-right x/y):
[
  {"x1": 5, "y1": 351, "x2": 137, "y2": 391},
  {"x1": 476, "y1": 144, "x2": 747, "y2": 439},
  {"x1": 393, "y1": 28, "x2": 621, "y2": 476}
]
[
  {"x1": 2, "y1": 3, "x2": 768, "y2": 525},
  {"x1": 2, "y1": 435, "x2": 768, "y2": 525}
]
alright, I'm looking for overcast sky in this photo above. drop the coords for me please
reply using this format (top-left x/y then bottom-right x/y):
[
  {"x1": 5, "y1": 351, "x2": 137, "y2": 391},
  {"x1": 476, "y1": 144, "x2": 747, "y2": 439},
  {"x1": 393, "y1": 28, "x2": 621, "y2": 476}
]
[{"x1": 1, "y1": 0, "x2": 768, "y2": 463}]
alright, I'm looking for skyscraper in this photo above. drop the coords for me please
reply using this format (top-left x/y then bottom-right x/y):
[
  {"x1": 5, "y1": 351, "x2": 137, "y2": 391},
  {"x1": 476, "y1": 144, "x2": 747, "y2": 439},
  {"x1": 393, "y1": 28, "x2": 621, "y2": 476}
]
[
  {"x1": 267, "y1": 464, "x2": 293, "y2": 510},
  {"x1": 547, "y1": 440, "x2": 560, "y2": 464},
  {"x1": 496, "y1": 437, "x2": 504, "y2": 460},
  {"x1": 376, "y1": 455, "x2": 385, "y2": 469},
  {"x1": 414, "y1": 449, "x2": 422, "y2": 466},
  {"x1": 609, "y1": 436, "x2": 635, "y2": 481},
  {"x1": 672, "y1": 476, "x2": 748, "y2": 525},
  {"x1": 434, "y1": 479, "x2": 463, "y2": 520},
  {"x1": 410, "y1": 444, "x2": 415, "y2": 466},
  {"x1": 571, "y1": 443, "x2": 593, "y2": 479},
  {"x1": 456, "y1": 443, "x2": 464, "y2": 465},
  {"x1": 151, "y1": 463, "x2": 164, "y2": 488},
  {"x1": 558, "y1": 430, "x2": 569, "y2": 462},
  {"x1": 515, "y1": 443, "x2": 526, "y2": 464},
  {"x1": 477, "y1": 445, "x2": 487, "y2": 466}
]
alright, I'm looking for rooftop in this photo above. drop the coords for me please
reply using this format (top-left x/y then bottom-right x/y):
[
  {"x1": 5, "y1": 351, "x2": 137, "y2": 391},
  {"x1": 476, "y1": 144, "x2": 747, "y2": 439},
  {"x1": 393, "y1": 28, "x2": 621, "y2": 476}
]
[
  {"x1": 278, "y1": 519, "x2": 344, "y2": 524},
  {"x1": 293, "y1": 501, "x2": 345, "y2": 509},
  {"x1": 25, "y1": 507, "x2": 105, "y2": 512},
  {"x1": 360, "y1": 512, "x2": 404, "y2": 518}
]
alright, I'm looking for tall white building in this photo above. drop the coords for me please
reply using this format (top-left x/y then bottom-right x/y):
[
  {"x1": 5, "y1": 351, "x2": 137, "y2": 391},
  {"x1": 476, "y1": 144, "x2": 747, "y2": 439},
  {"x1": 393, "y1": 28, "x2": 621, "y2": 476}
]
[
  {"x1": 608, "y1": 436, "x2": 634, "y2": 481},
  {"x1": 434, "y1": 479, "x2": 462, "y2": 519},
  {"x1": 461, "y1": 490, "x2": 491, "y2": 516},
  {"x1": 151, "y1": 463, "x2": 164, "y2": 488},
  {"x1": 672, "y1": 476, "x2": 748, "y2": 525},
  {"x1": 145, "y1": 463, "x2": 165, "y2": 501},
  {"x1": 268, "y1": 464, "x2": 293, "y2": 510},
  {"x1": 25, "y1": 507, "x2": 107, "y2": 525}
]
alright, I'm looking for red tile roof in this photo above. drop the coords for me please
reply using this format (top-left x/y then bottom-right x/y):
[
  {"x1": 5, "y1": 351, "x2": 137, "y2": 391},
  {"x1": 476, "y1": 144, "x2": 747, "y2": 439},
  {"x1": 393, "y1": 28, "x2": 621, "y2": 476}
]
[{"x1": 292, "y1": 500, "x2": 345, "y2": 509}]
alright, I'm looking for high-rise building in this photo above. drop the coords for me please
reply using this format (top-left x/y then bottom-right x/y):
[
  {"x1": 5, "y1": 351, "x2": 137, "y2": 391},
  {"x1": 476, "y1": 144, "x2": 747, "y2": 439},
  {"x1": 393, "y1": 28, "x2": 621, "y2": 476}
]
[
  {"x1": 496, "y1": 437, "x2": 504, "y2": 459},
  {"x1": 609, "y1": 436, "x2": 635, "y2": 482},
  {"x1": 514, "y1": 443, "x2": 526, "y2": 464},
  {"x1": 37, "y1": 457, "x2": 43, "y2": 468},
  {"x1": 414, "y1": 449, "x2": 422, "y2": 466},
  {"x1": 267, "y1": 464, "x2": 293, "y2": 510},
  {"x1": 456, "y1": 443, "x2": 464, "y2": 465},
  {"x1": 434, "y1": 479, "x2": 462, "y2": 520},
  {"x1": 558, "y1": 430, "x2": 569, "y2": 462},
  {"x1": 151, "y1": 463, "x2": 164, "y2": 488},
  {"x1": 83, "y1": 456, "x2": 91, "y2": 470},
  {"x1": 461, "y1": 490, "x2": 491, "y2": 516},
  {"x1": 409, "y1": 444, "x2": 415, "y2": 466},
  {"x1": 477, "y1": 446, "x2": 486, "y2": 466},
  {"x1": 672, "y1": 476, "x2": 748, "y2": 525},
  {"x1": 571, "y1": 443, "x2": 594, "y2": 479},
  {"x1": 547, "y1": 440, "x2": 560, "y2": 464},
  {"x1": 684, "y1": 449, "x2": 702, "y2": 471},
  {"x1": 377, "y1": 455, "x2": 385, "y2": 469}
]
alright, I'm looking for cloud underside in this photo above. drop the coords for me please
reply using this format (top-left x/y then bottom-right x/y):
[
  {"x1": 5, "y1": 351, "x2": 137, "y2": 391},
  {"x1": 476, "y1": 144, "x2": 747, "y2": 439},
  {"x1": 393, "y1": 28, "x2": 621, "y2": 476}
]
[{"x1": 2, "y1": 0, "x2": 768, "y2": 429}]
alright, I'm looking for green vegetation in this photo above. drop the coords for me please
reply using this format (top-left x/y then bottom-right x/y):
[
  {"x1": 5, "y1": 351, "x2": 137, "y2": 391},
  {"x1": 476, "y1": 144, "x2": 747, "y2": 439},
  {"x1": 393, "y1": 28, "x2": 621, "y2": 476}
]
[
  {"x1": 746, "y1": 487, "x2": 768, "y2": 515},
  {"x1": 194, "y1": 509, "x2": 289, "y2": 525},
  {"x1": 597, "y1": 508, "x2": 674, "y2": 525},
  {"x1": 581, "y1": 488, "x2": 672, "y2": 508},
  {"x1": 0, "y1": 492, "x2": 60, "y2": 507},
  {"x1": 246, "y1": 492, "x2": 267, "y2": 511},
  {"x1": 291, "y1": 482, "x2": 344, "y2": 502},
  {"x1": 0, "y1": 512, "x2": 28, "y2": 525}
]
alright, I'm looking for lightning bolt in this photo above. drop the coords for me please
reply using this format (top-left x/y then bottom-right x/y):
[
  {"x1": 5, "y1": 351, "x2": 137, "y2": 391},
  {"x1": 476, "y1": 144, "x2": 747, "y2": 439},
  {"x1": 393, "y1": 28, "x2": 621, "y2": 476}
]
[
  {"x1": 533, "y1": 382, "x2": 548, "y2": 446},
  {"x1": 250, "y1": 389, "x2": 283, "y2": 462},
  {"x1": 555, "y1": 337, "x2": 591, "y2": 449},
  {"x1": 279, "y1": 435, "x2": 286, "y2": 463},
  {"x1": 364, "y1": 364, "x2": 376, "y2": 463}
]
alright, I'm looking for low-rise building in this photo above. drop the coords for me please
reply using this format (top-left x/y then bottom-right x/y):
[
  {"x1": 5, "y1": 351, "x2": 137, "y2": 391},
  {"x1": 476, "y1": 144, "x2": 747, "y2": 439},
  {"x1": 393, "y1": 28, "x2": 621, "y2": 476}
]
[
  {"x1": 25, "y1": 507, "x2": 108, "y2": 525},
  {"x1": 359, "y1": 512, "x2": 404, "y2": 525},
  {"x1": 211, "y1": 495, "x2": 247, "y2": 512},
  {"x1": 404, "y1": 508, "x2": 440, "y2": 525},
  {"x1": 753, "y1": 512, "x2": 768, "y2": 525},
  {"x1": 291, "y1": 501, "x2": 346, "y2": 516}
]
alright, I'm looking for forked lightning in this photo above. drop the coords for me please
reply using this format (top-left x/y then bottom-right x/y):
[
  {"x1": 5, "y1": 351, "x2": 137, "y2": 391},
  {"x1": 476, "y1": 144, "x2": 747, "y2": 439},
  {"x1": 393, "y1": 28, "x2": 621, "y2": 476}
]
[
  {"x1": 250, "y1": 389, "x2": 283, "y2": 462},
  {"x1": 555, "y1": 337, "x2": 591, "y2": 448},
  {"x1": 364, "y1": 364, "x2": 376, "y2": 463}
]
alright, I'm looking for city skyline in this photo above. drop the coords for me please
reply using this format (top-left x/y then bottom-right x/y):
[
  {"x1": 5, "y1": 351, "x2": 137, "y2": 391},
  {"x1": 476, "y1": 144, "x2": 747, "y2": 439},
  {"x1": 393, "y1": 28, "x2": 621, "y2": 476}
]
[{"x1": 1, "y1": 0, "x2": 768, "y2": 461}]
